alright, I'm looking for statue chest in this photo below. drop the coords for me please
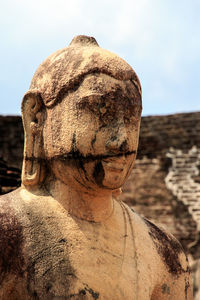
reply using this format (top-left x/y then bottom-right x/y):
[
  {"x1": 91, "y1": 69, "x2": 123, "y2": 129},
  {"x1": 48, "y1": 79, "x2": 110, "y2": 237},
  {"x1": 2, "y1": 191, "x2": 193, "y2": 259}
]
[{"x1": 23, "y1": 212, "x2": 147, "y2": 299}]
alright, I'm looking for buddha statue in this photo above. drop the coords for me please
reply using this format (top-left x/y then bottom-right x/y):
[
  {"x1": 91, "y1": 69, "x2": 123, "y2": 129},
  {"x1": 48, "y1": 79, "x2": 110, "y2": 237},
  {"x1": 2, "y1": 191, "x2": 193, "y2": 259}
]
[{"x1": 0, "y1": 35, "x2": 192, "y2": 299}]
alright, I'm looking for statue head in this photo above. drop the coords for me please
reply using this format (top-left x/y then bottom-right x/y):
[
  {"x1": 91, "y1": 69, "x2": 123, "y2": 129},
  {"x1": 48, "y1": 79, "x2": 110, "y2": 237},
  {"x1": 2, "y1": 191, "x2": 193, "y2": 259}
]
[{"x1": 21, "y1": 35, "x2": 142, "y2": 193}]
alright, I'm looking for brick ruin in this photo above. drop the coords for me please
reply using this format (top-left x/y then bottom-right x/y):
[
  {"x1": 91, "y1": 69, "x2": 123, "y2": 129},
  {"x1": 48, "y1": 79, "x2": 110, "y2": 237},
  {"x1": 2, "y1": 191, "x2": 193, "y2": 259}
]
[{"x1": 0, "y1": 112, "x2": 200, "y2": 298}]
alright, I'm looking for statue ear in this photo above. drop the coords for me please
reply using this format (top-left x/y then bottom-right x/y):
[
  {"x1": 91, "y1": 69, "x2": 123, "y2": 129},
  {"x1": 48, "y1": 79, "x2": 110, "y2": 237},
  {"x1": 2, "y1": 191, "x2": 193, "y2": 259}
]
[{"x1": 21, "y1": 90, "x2": 46, "y2": 186}]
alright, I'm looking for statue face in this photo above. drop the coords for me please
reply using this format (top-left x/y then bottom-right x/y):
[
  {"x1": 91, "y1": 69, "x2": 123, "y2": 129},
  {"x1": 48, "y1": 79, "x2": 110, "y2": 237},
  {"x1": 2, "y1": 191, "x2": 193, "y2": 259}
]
[{"x1": 43, "y1": 74, "x2": 141, "y2": 192}]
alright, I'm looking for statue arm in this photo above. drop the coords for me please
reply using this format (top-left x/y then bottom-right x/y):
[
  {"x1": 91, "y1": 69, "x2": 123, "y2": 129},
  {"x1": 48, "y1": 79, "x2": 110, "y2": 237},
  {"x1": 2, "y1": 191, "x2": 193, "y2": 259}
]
[
  {"x1": 151, "y1": 269, "x2": 193, "y2": 300},
  {"x1": 150, "y1": 244, "x2": 193, "y2": 300}
]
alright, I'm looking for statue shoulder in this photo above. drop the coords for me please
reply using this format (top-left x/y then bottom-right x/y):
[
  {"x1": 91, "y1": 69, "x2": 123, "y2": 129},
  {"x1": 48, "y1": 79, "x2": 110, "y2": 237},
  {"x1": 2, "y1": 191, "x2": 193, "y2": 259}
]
[
  {"x1": 141, "y1": 217, "x2": 193, "y2": 299},
  {"x1": 124, "y1": 205, "x2": 188, "y2": 273},
  {"x1": 120, "y1": 205, "x2": 193, "y2": 299},
  {"x1": 0, "y1": 188, "x2": 23, "y2": 215}
]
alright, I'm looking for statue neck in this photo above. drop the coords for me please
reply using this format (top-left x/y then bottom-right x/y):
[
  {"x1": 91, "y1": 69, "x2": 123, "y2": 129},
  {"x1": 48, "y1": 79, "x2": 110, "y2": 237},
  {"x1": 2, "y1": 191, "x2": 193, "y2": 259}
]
[{"x1": 45, "y1": 178, "x2": 114, "y2": 223}]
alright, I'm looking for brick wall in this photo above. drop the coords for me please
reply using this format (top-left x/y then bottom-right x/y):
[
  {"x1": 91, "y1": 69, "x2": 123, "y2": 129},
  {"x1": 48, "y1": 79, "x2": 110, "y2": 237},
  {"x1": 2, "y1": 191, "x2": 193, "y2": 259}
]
[
  {"x1": 138, "y1": 112, "x2": 200, "y2": 158},
  {"x1": 0, "y1": 116, "x2": 24, "y2": 169}
]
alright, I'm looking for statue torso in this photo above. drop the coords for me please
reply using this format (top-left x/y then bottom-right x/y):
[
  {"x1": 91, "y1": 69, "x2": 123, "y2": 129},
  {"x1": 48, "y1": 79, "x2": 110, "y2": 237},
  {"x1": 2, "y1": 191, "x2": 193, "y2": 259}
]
[{"x1": 0, "y1": 189, "x2": 189, "y2": 300}]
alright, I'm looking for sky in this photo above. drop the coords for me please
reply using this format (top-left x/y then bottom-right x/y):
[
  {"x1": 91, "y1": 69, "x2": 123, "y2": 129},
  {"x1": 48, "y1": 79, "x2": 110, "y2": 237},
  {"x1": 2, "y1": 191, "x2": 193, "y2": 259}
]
[{"x1": 1, "y1": 0, "x2": 200, "y2": 116}]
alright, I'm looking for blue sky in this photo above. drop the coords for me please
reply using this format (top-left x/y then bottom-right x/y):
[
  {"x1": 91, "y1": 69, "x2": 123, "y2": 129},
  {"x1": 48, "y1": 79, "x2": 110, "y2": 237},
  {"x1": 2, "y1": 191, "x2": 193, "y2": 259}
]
[{"x1": 1, "y1": 0, "x2": 200, "y2": 116}]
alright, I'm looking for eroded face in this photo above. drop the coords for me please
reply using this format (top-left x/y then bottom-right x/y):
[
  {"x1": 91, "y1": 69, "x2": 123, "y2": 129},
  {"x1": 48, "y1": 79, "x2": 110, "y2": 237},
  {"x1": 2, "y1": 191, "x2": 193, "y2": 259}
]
[{"x1": 43, "y1": 74, "x2": 142, "y2": 192}]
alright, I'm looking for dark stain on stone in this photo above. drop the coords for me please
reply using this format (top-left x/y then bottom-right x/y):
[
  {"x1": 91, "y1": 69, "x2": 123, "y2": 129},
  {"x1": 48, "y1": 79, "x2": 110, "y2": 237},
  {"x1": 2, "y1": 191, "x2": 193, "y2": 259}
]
[
  {"x1": 45, "y1": 282, "x2": 52, "y2": 293},
  {"x1": 71, "y1": 132, "x2": 77, "y2": 152},
  {"x1": 26, "y1": 262, "x2": 40, "y2": 299},
  {"x1": 185, "y1": 276, "x2": 190, "y2": 300},
  {"x1": 79, "y1": 289, "x2": 86, "y2": 295},
  {"x1": 74, "y1": 175, "x2": 92, "y2": 190},
  {"x1": 25, "y1": 150, "x2": 137, "y2": 190},
  {"x1": 93, "y1": 161, "x2": 105, "y2": 187},
  {"x1": 66, "y1": 286, "x2": 99, "y2": 299},
  {"x1": 91, "y1": 87, "x2": 141, "y2": 126},
  {"x1": 78, "y1": 159, "x2": 90, "y2": 182},
  {"x1": 91, "y1": 134, "x2": 97, "y2": 149},
  {"x1": 0, "y1": 203, "x2": 24, "y2": 284},
  {"x1": 26, "y1": 253, "x2": 77, "y2": 298},
  {"x1": 119, "y1": 140, "x2": 128, "y2": 153},
  {"x1": 144, "y1": 218, "x2": 185, "y2": 276},
  {"x1": 33, "y1": 291, "x2": 39, "y2": 299},
  {"x1": 59, "y1": 238, "x2": 67, "y2": 243},
  {"x1": 161, "y1": 283, "x2": 170, "y2": 294},
  {"x1": 24, "y1": 207, "x2": 77, "y2": 299},
  {"x1": 25, "y1": 150, "x2": 137, "y2": 163},
  {"x1": 85, "y1": 286, "x2": 99, "y2": 299},
  {"x1": 69, "y1": 133, "x2": 91, "y2": 183},
  {"x1": 110, "y1": 135, "x2": 117, "y2": 142}
]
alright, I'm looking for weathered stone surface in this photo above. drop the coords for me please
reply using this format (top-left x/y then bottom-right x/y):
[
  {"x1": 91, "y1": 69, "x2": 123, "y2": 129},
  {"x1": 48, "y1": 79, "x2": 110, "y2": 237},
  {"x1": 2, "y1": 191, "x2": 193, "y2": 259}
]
[{"x1": 0, "y1": 36, "x2": 192, "y2": 299}]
